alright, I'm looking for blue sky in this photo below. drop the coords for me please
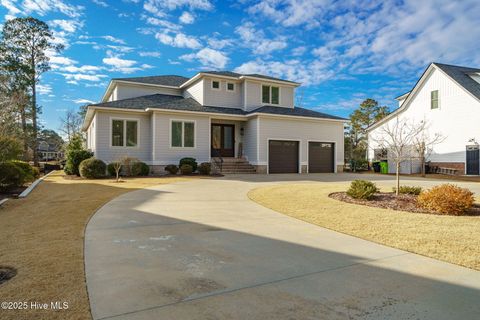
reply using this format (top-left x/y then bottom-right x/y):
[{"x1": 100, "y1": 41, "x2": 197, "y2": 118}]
[{"x1": 1, "y1": 0, "x2": 480, "y2": 132}]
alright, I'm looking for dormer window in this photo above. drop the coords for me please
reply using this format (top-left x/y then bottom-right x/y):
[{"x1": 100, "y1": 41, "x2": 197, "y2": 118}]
[
  {"x1": 431, "y1": 90, "x2": 439, "y2": 109},
  {"x1": 212, "y1": 80, "x2": 220, "y2": 90},
  {"x1": 227, "y1": 82, "x2": 235, "y2": 91},
  {"x1": 262, "y1": 85, "x2": 280, "y2": 105}
]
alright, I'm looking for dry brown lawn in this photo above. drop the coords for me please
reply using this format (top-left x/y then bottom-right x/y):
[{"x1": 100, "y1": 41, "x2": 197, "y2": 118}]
[
  {"x1": 0, "y1": 172, "x2": 196, "y2": 320},
  {"x1": 248, "y1": 182, "x2": 480, "y2": 271}
]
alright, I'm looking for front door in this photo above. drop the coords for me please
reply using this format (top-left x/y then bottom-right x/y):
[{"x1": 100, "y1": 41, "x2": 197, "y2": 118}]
[
  {"x1": 211, "y1": 124, "x2": 235, "y2": 157},
  {"x1": 466, "y1": 145, "x2": 479, "y2": 175}
]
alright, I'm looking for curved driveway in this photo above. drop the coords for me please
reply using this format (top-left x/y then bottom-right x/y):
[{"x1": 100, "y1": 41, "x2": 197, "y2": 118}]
[{"x1": 85, "y1": 174, "x2": 480, "y2": 320}]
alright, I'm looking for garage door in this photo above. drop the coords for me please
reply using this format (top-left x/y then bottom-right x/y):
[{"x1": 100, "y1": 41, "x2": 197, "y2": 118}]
[
  {"x1": 268, "y1": 140, "x2": 299, "y2": 173},
  {"x1": 308, "y1": 142, "x2": 334, "y2": 173}
]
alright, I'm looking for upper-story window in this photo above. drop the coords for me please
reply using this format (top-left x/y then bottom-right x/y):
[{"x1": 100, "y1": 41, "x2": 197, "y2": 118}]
[
  {"x1": 431, "y1": 90, "x2": 439, "y2": 109},
  {"x1": 112, "y1": 119, "x2": 138, "y2": 147},
  {"x1": 212, "y1": 80, "x2": 220, "y2": 90},
  {"x1": 227, "y1": 82, "x2": 235, "y2": 91},
  {"x1": 262, "y1": 85, "x2": 280, "y2": 105}
]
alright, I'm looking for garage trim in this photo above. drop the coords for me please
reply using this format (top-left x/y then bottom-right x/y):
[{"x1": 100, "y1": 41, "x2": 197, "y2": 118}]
[
  {"x1": 307, "y1": 140, "x2": 337, "y2": 173},
  {"x1": 267, "y1": 138, "x2": 301, "y2": 174}
]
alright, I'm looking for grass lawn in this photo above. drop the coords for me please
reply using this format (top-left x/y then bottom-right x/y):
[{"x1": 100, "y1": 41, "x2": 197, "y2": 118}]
[
  {"x1": 248, "y1": 182, "x2": 480, "y2": 271},
  {"x1": 0, "y1": 171, "x2": 196, "y2": 320}
]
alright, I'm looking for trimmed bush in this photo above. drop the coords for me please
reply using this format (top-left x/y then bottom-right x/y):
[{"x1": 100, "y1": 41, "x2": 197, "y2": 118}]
[
  {"x1": 64, "y1": 150, "x2": 93, "y2": 176},
  {"x1": 79, "y1": 158, "x2": 106, "y2": 179},
  {"x1": 180, "y1": 164, "x2": 193, "y2": 175},
  {"x1": 9, "y1": 160, "x2": 39, "y2": 182},
  {"x1": 165, "y1": 164, "x2": 179, "y2": 175},
  {"x1": 198, "y1": 162, "x2": 211, "y2": 175},
  {"x1": 0, "y1": 162, "x2": 26, "y2": 191},
  {"x1": 393, "y1": 185, "x2": 422, "y2": 195},
  {"x1": 346, "y1": 180, "x2": 379, "y2": 200},
  {"x1": 179, "y1": 157, "x2": 197, "y2": 172},
  {"x1": 131, "y1": 161, "x2": 149, "y2": 176},
  {"x1": 417, "y1": 184, "x2": 474, "y2": 215},
  {"x1": 0, "y1": 136, "x2": 23, "y2": 162}
]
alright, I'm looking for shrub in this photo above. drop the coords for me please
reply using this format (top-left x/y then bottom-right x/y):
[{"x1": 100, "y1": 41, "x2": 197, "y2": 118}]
[
  {"x1": 0, "y1": 162, "x2": 26, "y2": 191},
  {"x1": 79, "y1": 158, "x2": 106, "y2": 179},
  {"x1": 198, "y1": 162, "x2": 211, "y2": 175},
  {"x1": 417, "y1": 184, "x2": 474, "y2": 215},
  {"x1": 131, "y1": 161, "x2": 149, "y2": 176},
  {"x1": 179, "y1": 157, "x2": 197, "y2": 172},
  {"x1": 165, "y1": 164, "x2": 179, "y2": 175},
  {"x1": 9, "y1": 160, "x2": 39, "y2": 182},
  {"x1": 0, "y1": 136, "x2": 23, "y2": 162},
  {"x1": 346, "y1": 180, "x2": 379, "y2": 200},
  {"x1": 180, "y1": 164, "x2": 193, "y2": 175},
  {"x1": 392, "y1": 186, "x2": 422, "y2": 195},
  {"x1": 64, "y1": 150, "x2": 93, "y2": 176}
]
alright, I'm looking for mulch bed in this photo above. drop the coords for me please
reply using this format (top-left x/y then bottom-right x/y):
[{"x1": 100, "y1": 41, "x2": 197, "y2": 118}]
[
  {"x1": 0, "y1": 186, "x2": 28, "y2": 201},
  {"x1": 329, "y1": 192, "x2": 480, "y2": 216}
]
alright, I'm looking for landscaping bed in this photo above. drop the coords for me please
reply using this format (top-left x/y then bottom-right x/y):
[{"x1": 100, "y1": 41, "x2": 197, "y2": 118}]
[{"x1": 329, "y1": 191, "x2": 480, "y2": 215}]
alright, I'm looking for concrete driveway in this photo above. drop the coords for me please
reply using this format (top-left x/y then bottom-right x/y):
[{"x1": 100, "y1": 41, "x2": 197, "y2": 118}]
[{"x1": 85, "y1": 173, "x2": 480, "y2": 320}]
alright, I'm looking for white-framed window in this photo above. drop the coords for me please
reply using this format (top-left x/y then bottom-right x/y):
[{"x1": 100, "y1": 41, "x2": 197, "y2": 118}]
[
  {"x1": 171, "y1": 120, "x2": 195, "y2": 148},
  {"x1": 111, "y1": 119, "x2": 138, "y2": 147},
  {"x1": 211, "y1": 80, "x2": 220, "y2": 90},
  {"x1": 431, "y1": 90, "x2": 439, "y2": 109},
  {"x1": 227, "y1": 82, "x2": 235, "y2": 92},
  {"x1": 262, "y1": 85, "x2": 280, "y2": 105}
]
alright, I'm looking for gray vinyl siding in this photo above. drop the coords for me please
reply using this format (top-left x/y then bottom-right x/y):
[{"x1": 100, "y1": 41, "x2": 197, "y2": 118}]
[
  {"x1": 183, "y1": 78, "x2": 204, "y2": 104},
  {"x1": 243, "y1": 117, "x2": 258, "y2": 163},
  {"x1": 94, "y1": 110, "x2": 152, "y2": 163},
  {"x1": 87, "y1": 114, "x2": 97, "y2": 152},
  {"x1": 257, "y1": 117, "x2": 344, "y2": 167},
  {"x1": 203, "y1": 77, "x2": 243, "y2": 108},
  {"x1": 152, "y1": 112, "x2": 210, "y2": 164},
  {"x1": 245, "y1": 80, "x2": 295, "y2": 111},
  {"x1": 115, "y1": 82, "x2": 182, "y2": 100}
]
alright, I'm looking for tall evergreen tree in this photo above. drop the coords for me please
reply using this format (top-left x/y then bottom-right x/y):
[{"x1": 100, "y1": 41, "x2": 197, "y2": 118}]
[{"x1": 0, "y1": 17, "x2": 63, "y2": 165}]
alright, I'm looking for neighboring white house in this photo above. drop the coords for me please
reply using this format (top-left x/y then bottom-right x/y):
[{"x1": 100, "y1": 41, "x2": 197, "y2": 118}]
[
  {"x1": 82, "y1": 71, "x2": 347, "y2": 174},
  {"x1": 367, "y1": 62, "x2": 480, "y2": 175}
]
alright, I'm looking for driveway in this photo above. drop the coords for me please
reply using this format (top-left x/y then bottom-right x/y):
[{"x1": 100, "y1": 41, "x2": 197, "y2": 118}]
[{"x1": 85, "y1": 174, "x2": 480, "y2": 320}]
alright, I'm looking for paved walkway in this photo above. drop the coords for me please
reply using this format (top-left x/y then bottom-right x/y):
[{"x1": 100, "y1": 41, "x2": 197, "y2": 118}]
[{"x1": 85, "y1": 174, "x2": 480, "y2": 320}]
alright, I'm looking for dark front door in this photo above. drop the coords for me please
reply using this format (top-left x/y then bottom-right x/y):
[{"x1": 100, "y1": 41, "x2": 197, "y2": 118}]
[
  {"x1": 268, "y1": 140, "x2": 299, "y2": 173},
  {"x1": 466, "y1": 145, "x2": 479, "y2": 175},
  {"x1": 309, "y1": 142, "x2": 334, "y2": 173},
  {"x1": 211, "y1": 124, "x2": 235, "y2": 157}
]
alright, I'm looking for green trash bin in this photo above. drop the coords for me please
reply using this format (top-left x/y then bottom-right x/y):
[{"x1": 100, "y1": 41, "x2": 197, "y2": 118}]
[{"x1": 380, "y1": 161, "x2": 388, "y2": 174}]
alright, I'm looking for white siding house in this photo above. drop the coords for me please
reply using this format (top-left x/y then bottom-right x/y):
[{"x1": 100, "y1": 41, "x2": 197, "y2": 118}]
[{"x1": 368, "y1": 63, "x2": 480, "y2": 175}]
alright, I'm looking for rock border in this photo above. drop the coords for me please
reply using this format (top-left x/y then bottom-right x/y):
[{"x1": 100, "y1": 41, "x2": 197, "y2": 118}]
[{"x1": 18, "y1": 170, "x2": 56, "y2": 198}]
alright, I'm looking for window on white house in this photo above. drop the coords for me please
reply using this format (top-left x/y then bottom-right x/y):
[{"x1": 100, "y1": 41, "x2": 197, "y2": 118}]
[
  {"x1": 262, "y1": 85, "x2": 280, "y2": 104},
  {"x1": 227, "y1": 82, "x2": 235, "y2": 91},
  {"x1": 171, "y1": 121, "x2": 195, "y2": 147},
  {"x1": 112, "y1": 119, "x2": 138, "y2": 147},
  {"x1": 431, "y1": 90, "x2": 439, "y2": 109},
  {"x1": 212, "y1": 80, "x2": 220, "y2": 90}
]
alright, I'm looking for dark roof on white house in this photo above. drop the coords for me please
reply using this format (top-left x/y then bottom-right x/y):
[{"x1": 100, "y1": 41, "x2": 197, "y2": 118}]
[
  {"x1": 434, "y1": 62, "x2": 480, "y2": 101},
  {"x1": 113, "y1": 75, "x2": 189, "y2": 87},
  {"x1": 89, "y1": 94, "x2": 346, "y2": 120}
]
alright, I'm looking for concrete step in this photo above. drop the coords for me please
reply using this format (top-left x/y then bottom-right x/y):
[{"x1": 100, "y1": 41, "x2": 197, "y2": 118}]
[{"x1": 222, "y1": 170, "x2": 257, "y2": 174}]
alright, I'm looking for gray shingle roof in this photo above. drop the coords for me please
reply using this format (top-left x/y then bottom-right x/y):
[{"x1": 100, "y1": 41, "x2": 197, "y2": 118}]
[
  {"x1": 433, "y1": 63, "x2": 480, "y2": 101},
  {"x1": 90, "y1": 94, "x2": 345, "y2": 120},
  {"x1": 113, "y1": 75, "x2": 189, "y2": 87}
]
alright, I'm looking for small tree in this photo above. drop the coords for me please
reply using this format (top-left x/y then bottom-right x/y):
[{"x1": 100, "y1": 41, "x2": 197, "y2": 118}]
[
  {"x1": 370, "y1": 117, "x2": 426, "y2": 195},
  {"x1": 113, "y1": 161, "x2": 122, "y2": 182},
  {"x1": 411, "y1": 121, "x2": 445, "y2": 177}
]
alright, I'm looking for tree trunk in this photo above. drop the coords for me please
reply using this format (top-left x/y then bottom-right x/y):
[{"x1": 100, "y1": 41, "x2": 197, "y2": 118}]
[
  {"x1": 421, "y1": 154, "x2": 426, "y2": 177},
  {"x1": 20, "y1": 104, "x2": 28, "y2": 160},
  {"x1": 395, "y1": 162, "x2": 400, "y2": 196},
  {"x1": 31, "y1": 80, "x2": 38, "y2": 166}
]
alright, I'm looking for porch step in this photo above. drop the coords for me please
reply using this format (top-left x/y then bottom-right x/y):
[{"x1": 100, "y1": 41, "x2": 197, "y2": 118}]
[{"x1": 211, "y1": 157, "x2": 257, "y2": 174}]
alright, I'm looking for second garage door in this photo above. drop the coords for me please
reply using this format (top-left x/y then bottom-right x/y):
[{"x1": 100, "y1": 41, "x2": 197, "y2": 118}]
[
  {"x1": 268, "y1": 140, "x2": 299, "y2": 173},
  {"x1": 308, "y1": 142, "x2": 334, "y2": 173}
]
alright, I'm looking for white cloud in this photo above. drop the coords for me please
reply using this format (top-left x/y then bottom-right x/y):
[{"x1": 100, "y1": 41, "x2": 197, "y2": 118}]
[
  {"x1": 37, "y1": 84, "x2": 52, "y2": 95},
  {"x1": 207, "y1": 37, "x2": 233, "y2": 50},
  {"x1": 180, "y1": 47, "x2": 228, "y2": 69},
  {"x1": 101, "y1": 35, "x2": 126, "y2": 45},
  {"x1": 62, "y1": 73, "x2": 108, "y2": 82},
  {"x1": 73, "y1": 98, "x2": 95, "y2": 104},
  {"x1": 179, "y1": 11, "x2": 194, "y2": 24},
  {"x1": 144, "y1": 16, "x2": 181, "y2": 30},
  {"x1": 92, "y1": 0, "x2": 108, "y2": 7},
  {"x1": 22, "y1": 0, "x2": 83, "y2": 18},
  {"x1": 1, "y1": 0, "x2": 21, "y2": 19},
  {"x1": 291, "y1": 46, "x2": 307, "y2": 56},
  {"x1": 155, "y1": 32, "x2": 201, "y2": 49},
  {"x1": 103, "y1": 56, "x2": 137, "y2": 68},
  {"x1": 49, "y1": 19, "x2": 82, "y2": 33},
  {"x1": 235, "y1": 22, "x2": 287, "y2": 55},
  {"x1": 144, "y1": 0, "x2": 212, "y2": 16},
  {"x1": 139, "y1": 51, "x2": 162, "y2": 58},
  {"x1": 62, "y1": 65, "x2": 102, "y2": 73},
  {"x1": 49, "y1": 55, "x2": 77, "y2": 66}
]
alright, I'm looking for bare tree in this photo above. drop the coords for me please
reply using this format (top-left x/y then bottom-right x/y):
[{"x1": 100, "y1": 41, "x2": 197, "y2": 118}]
[
  {"x1": 412, "y1": 121, "x2": 445, "y2": 177},
  {"x1": 370, "y1": 117, "x2": 428, "y2": 195},
  {"x1": 59, "y1": 109, "x2": 83, "y2": 142},
  {"x1": 112, "y1": 161, "x2": 122, "y2": 182}
]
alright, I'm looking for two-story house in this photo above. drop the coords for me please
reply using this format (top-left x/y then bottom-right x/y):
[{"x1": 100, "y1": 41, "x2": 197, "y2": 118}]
[
  {"x1": 368, "y1": 63, "x2": 480, "y2": 175},
  {"x1": 82, "y1": 71, "x2": 346, "y2": 174}
]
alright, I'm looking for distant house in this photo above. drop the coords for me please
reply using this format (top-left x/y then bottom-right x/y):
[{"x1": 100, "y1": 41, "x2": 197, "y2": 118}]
[
  {"x1": 82, "y1": 71, "x2": 347, "y2": 174},
  {"x1": 38, "y1": 141, "x2": 63, "y2": 161},
  {"x1": 368, "y1": 62, "x2": 480, "y2": 175}
]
